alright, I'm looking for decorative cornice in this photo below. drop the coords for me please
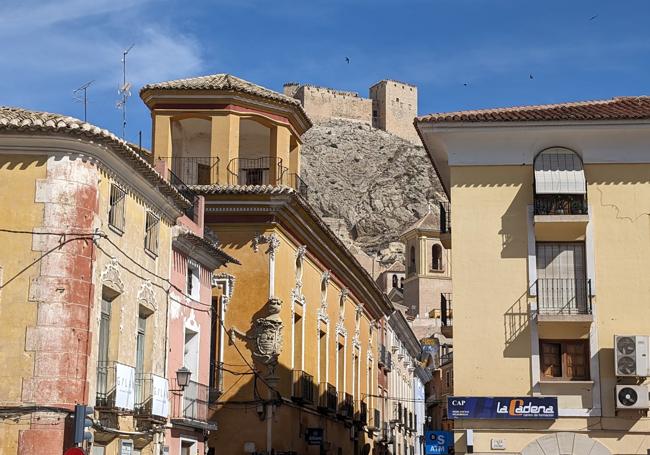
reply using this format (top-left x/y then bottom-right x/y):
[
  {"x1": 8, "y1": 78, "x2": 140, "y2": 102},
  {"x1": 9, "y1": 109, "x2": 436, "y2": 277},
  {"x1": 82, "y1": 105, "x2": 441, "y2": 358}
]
[
  {"x1": 137, "y1": 280, "x2": 158, "y2": 312},
  {"x1": 213, "y1": 272, "x2": 236, "y2": 313},
  {"x1": 100, "y1": 257, "x2": 124, "y2": 294}
]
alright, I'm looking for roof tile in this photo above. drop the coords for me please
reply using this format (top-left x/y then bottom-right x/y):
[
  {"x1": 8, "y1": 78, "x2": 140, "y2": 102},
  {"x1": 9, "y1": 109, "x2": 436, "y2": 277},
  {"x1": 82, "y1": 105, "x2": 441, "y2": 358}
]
[{"x1": 416, "y1": 96, "x2": 650, "y2": 124}]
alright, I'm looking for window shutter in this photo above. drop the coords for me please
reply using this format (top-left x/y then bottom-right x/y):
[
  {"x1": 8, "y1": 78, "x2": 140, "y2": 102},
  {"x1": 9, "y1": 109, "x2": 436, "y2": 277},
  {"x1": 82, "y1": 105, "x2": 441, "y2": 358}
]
[
  {"x1": 565, "y1": 342, "x2": 588, "y2": 379},
  {"x1": 541, "y1": 342, "x2": 562, "y2": 377}
]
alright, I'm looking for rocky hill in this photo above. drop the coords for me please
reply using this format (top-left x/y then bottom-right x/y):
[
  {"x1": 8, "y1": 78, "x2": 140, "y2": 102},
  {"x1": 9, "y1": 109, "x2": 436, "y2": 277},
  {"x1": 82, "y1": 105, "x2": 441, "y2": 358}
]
[{"x1": 301, "y1": 119, "x2": 445, "y2": 255}]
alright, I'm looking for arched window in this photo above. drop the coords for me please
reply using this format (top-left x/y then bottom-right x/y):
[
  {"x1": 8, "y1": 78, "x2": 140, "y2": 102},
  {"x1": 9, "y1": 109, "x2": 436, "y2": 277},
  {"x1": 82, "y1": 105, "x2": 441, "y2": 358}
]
[
  {"x1": 431, "y1": 244, "x2": 443, "y2": 270},
  {"x1": 400, "y1": 277, "x2": 404, "y2": 289},
  {"x1": 391, "y1": 274, "x2": 398, "y2": 288},
  {"x1": 409, "y1": 246, "x2": 416, "y2": 274},
  {"x1": 533, "y1": 148, "x2": 587, "y2": 215}
]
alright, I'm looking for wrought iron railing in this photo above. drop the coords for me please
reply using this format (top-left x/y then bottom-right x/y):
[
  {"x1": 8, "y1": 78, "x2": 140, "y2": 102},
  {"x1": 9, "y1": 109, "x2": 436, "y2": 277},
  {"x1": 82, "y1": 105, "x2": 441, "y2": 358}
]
[
  {"x1": 96, "y1": 361, "x2": 136, "y2": 411},
  {"x1": 291, "y1": 370, "x2": 315, "y2": 404},
  {"x1": 386, "y1": 351, "x2": 392, "y2": 371},
  {"x1": 534, "y1": 194, "x2": 588, "y2": 216},
  {"x1": 318, "y1": 382, "x2": 337, "y2": 412},
  {"x1": 208, "y1": 362, "x2": 223, "y2": 404},
  {"x1": 355, "y1": 400, "x2": 368, "y2": 425},
  {"x1": 439, "y1": 201, "x2": 451, "y2": 233},
  {"x1": 337, "y1": 392, "x2": 354, "y2": 419},
  {"x1": 288, "y1": 172, "x2": 309, "y2": 199},
  {"x1": 170, "y1": 379, "x2": 210, "y2": 422},
  {"x1": 168, "y1": 169, "x2": 197, "y2": 220},
  {"x1": 535, "y1": 278, "x2": 592, "y2": 315},
  {"x1": 441, "y1": 293, "x2": 453, "y2": 327},
  {"x1": 159, "y1": 156, "x2": 219, "y2": 186},
  {"x1": 371, "y1": 408, "x2": 381, "y2": 431},
  {"x1": 134, "y1": 373, "x2": 167, "y2": 420},
  {"x1": 440, "y1": 351, "x2": 453, "y2": 365},
  {"x1": 226, "y1": 156, "x2": 285, "y2": 186}
]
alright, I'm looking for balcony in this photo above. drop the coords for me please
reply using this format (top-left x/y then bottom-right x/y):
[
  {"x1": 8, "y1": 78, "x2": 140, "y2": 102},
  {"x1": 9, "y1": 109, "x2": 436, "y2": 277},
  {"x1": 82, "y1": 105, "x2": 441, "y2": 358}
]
[
  {"x1": 160, "y1": 156, "x2": 220, "y2": 185},
  {"x1": 287, "y1": 172, "x2": 309, "y2": 200},
  {"x1": 385, "y1": 351, "x2": 392, "y2": 371},
  {"x1": 368, "y1": 408, "x2": 381, "y2": 432},
  {"x1": 208, "y1": 362, "x2": 224, "y2": 404},
  {"x1": 534, "y1": 195, "x2": 589, "y2": 241},
  {"x1": 291, "y1": 370, "x2": 315, "y2": 404},
  {"x1": 440, "y1": 351, "x2": 453, "y2": 366},
  {"x1": 439, "y1": 201, "x2": 451, "y2": 248},
  {"x1": 170, "y1": 380, "x2": 216, "y2": 431},
  {"x1": 337, "y1": 392, "x2": 354, "y2": 420},
  {"x1": 535, "y1": 278, "x2": 593, "y2": 322},
  {"x1": 167, "y1": 169, "x2": 198, "y2": 220},
  {"x1": 96, "y1": 361, "x2": 135, "y2": 412},
  {"x1": 318, "y1": 382, "x2": 337, "y2": 413},
  {"x1": 134, "y1": 373, "x2": 168, "y2": 422},
  {"x1": 441, "y1": 293, "x2": 453, "y2": 338},
  {"x1": 227, "y1": 156, "x2": 286, "y2": 186},
  {"x1": 354, "y1": 400, "x2": 367, "y2": 426}
]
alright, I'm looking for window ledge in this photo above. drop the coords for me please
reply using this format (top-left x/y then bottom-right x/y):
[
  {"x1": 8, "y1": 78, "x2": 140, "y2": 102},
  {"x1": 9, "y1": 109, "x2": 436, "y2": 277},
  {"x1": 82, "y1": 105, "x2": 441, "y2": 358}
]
[
  {"x1": 144, "y1": 248, "x2": 159, "y2": 260},
  {"x1": 539, "y1": 380, "x2": 594, "y2": 385},
  {"x1": 108, "y1": 224, "x2": 124, "y2": 237}
]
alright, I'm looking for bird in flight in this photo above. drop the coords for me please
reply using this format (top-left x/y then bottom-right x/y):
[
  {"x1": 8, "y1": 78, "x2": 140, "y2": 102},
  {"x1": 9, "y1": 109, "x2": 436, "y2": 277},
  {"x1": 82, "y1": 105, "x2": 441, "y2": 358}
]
[
  {"x1": 345, "y1": 57, "x2": 350, "y2": 64},
  {"x1": 589, "y1": 14, "x2": 598, "y2": 21},
  {"x1": 529, "y1": 74, "x2": 534, "y2": 80},
  {"x1": 463, "y1": 83, "x2": 469, "y2": 87}
]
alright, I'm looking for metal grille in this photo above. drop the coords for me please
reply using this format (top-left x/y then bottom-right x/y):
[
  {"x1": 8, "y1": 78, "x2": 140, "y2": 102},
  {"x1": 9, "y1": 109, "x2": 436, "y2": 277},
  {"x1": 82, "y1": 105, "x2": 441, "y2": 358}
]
[
  {"x1": 144, "y1": 212, "x2": 160, "y2": 255},
  {"x1": 108, "y1": 185, "x2": 126, "y2": 232}
]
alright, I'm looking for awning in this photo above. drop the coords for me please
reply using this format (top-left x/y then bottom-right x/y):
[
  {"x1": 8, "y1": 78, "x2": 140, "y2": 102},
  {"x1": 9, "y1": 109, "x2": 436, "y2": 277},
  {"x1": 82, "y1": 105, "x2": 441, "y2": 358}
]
[{"x1": 534, "y1": 148, "x2": 586, "y2": 194}]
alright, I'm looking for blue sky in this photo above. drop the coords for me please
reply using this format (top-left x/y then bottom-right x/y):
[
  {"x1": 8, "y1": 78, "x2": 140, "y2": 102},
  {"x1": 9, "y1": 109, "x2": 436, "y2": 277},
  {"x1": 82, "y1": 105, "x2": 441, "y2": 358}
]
[{"x1": 2, "y1": 0, "x2": 649, "y2": 147}]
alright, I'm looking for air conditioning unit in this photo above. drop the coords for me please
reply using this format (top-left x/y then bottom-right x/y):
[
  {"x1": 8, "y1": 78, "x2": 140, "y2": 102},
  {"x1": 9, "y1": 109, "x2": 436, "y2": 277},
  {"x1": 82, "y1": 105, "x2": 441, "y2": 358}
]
[
  {"x1": 615, "y1": 385, "x2": 649, "y2": 410},
  {"x1": 614, "y1": 335, "x2": 650, "y2": 377}
]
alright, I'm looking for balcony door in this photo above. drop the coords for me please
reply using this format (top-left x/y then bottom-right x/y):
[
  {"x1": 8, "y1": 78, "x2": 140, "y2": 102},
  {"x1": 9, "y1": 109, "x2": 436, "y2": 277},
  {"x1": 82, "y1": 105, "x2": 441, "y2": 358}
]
[{"x1": 536, "y1": 242, "x2": 587, "y2": 314}]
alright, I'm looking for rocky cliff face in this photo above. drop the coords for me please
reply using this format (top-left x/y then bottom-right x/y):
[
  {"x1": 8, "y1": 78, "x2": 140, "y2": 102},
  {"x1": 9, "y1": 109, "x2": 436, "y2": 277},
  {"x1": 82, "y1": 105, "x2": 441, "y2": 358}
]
[{"x1": 301, "y1": 119, "x2": 445, "y2": 256}]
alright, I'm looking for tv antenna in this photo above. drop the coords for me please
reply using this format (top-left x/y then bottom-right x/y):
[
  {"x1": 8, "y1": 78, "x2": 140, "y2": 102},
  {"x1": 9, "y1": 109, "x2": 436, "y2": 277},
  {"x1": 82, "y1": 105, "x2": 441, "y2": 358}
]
[
  {"x1": 116, "y1": 44, "x2": 135, "y2": 139},
  {"x1": 73, "y1": 80, "x2": 94, "y2": 122}
]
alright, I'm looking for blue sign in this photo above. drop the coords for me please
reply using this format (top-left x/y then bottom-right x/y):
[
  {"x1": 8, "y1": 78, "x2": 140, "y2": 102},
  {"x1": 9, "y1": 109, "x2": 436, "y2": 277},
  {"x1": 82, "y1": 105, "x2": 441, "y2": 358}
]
[
  {"x1": 448, "y1": 396, "x2": 558, "y2": 420},
  {"x1": 425, "y1": 431, "x2": 454, "y2": 455}
]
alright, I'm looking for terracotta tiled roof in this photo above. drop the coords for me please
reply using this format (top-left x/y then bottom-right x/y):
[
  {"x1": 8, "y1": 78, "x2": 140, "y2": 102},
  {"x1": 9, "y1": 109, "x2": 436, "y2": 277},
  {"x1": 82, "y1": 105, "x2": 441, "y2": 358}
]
[
  {"x1": 0, "y1": 106, "x2": 191, "y2": 211},
  {"x1": 385, "y1": 260, "x2": 406, "y2": 273},
  {"x1": 400, "y1": 211, "x2": 439, "y2": 236},
  {"x1": 189, "y1": 184, "x2": 298, "y2": 196},
  {"x1": 140, "y1": 73, "x2": 311, "y2": 128},
  {"x1": 416, "y1": 96, "x2": 650, "y2": 124},
  {"x1": 177, "y1": 231, "x2": 240, "y2": 265}
]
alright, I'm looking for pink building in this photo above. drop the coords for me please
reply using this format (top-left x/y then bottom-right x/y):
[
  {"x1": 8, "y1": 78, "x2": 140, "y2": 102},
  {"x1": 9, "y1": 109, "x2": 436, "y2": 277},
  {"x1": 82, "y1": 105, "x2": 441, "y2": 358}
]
[{"x1": 166, "y1": 196, "x2": 238, "y2": 455}]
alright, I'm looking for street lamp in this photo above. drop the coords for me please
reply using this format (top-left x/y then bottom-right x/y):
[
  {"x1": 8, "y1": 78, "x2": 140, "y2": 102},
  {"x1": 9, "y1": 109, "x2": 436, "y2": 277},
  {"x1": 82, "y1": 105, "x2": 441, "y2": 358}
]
[{"x1": 175, "y1": 367, "x2": 192, "y2": 390}]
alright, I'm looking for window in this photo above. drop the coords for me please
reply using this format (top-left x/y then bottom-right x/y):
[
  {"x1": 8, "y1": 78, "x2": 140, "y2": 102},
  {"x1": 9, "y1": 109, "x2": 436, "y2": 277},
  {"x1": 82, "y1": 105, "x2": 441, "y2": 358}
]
[
  {"x1": 187, "y1": 262, "x2": 200, "y2": 300},
  {"x1": 533, "y1": 148, "x2": 587, "y2": 215},
  {"x1": 293, "y1": 313, "x2": 303, "y2": 370},
  {"x1": 135, "y1": 315, "x2": 147, "y2": 405},
  {"x1": 431, "y1": 244, "x2": 443, "y2": 271},
  {"x1": 108, "y1": 184, "x2": 126, "y2": 232},
  {"x1": 180, "y1": 440, "x2": 197, "y2": 455},
  {"x1": 409, "y1": 246, "x2": 416, "y2": 275},
  {"x1": 392, "y1": 274, "x2": 398, "y2": 288},
  {"x1": 400, "y1": 277, "x2": 404, "y2": 289},
  {"x1": 445, "y1": 371, "x2": 451, "y2": 388},
  {"x1": 97, "y1": 296, "x2": 112, "y2": 400},
  {"x1": 540, "y1": 340, "x2": 589, "y2": 380},
  {"x1": 144, "y1": 212, "x2": 160, "y2": 255},
  {"x1": 536, "y1": 242, "x2": 588, "y2": 314}
]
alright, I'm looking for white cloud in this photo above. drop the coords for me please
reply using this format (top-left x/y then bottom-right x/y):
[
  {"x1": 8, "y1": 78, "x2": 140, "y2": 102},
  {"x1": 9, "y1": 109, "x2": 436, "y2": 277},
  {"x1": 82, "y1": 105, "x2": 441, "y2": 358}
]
[{"x1": 0, "y1": 0, "x2": 205, "y2": 107}]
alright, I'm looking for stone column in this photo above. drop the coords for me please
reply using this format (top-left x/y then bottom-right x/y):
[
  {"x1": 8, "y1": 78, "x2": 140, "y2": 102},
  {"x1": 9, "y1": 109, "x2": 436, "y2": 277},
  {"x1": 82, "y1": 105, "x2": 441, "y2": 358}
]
[
  {"x1": 153, "y1": 114, "x2": 172, "y2": 164},
  {"x1": 269, "y1": 125, "x2": 291, "y2": 185},
  {"x1": 211, "y1": 113, "x2": 240, "y2": 185}
]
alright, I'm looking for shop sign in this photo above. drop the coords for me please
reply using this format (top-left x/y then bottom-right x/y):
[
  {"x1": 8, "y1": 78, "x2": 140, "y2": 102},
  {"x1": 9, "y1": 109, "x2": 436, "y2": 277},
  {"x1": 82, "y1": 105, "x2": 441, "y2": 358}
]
[
  {"x1": 425, "y1": 431, "x2": 453, "y2": 454},
  {"x1": 448, "y1": 397, "x2": 557, "y2": 419},
  {"x1": 115, "y1": 363, "x2": 135, "y2": 410},
  {"x1": 306, "y1": 427, "x2": 324, "y2": 445},
  {"x1": 151, "y1": 375, "x2": 169, "y2": 417}
]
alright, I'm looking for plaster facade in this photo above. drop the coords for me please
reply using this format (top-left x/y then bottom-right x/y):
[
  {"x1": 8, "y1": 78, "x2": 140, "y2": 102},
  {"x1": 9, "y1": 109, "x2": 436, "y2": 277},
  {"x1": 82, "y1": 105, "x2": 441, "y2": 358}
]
[
  {"x1": 0, "y1": 127, "x2": 185, "y2": 455},
  {"x1": 417, "y1": 112, "x2": 650, "y2": 455}
]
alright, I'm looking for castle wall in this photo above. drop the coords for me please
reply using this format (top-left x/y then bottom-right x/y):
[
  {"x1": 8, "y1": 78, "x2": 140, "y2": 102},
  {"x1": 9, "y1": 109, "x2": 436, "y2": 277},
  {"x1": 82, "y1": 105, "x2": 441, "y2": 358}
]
[
  {"x1": 370, "y1": 80, "x2": 420, "y2": 144},
  {"x1": 293, "y1": 85, "x2": 373, "y2": 124}
]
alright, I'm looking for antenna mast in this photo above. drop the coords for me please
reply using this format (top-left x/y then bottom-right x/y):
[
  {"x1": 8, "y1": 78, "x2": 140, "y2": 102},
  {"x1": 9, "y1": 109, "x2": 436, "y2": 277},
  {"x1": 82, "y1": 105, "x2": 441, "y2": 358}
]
[
  {"x1": 72, "y1": 80, "x2": 94, "y2": 122},
  {"x1": 117, "y1": 44, "x2": 134, "y2": 139}
]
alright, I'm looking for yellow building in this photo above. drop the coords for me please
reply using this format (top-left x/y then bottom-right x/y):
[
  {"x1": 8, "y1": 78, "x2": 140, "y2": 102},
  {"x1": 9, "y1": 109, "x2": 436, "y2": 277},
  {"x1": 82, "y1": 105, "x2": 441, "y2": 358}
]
[
  {"x1": 0, "y1": 107, "x2": 190, "y2": 454},
  {"x1": 416, "y1": 97, "x2": 650, "y2": 455},
  {"x1": 143, "y1": 74, "x2": 397, "y2": 454}
]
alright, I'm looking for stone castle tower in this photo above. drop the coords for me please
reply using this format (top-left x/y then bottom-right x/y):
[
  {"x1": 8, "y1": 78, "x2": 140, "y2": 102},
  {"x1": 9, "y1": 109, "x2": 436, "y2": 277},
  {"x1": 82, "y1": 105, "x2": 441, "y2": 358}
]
[{"x1": 283, "y1": 80, "x2": 420, "y2": 144}]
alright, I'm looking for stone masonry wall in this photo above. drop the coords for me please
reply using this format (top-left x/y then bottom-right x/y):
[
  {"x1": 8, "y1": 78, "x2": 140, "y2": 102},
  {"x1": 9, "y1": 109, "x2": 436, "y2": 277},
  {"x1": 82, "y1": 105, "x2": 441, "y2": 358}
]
[{"x1": 290, "y1": 85, "x2": 373, "y2": 124}]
